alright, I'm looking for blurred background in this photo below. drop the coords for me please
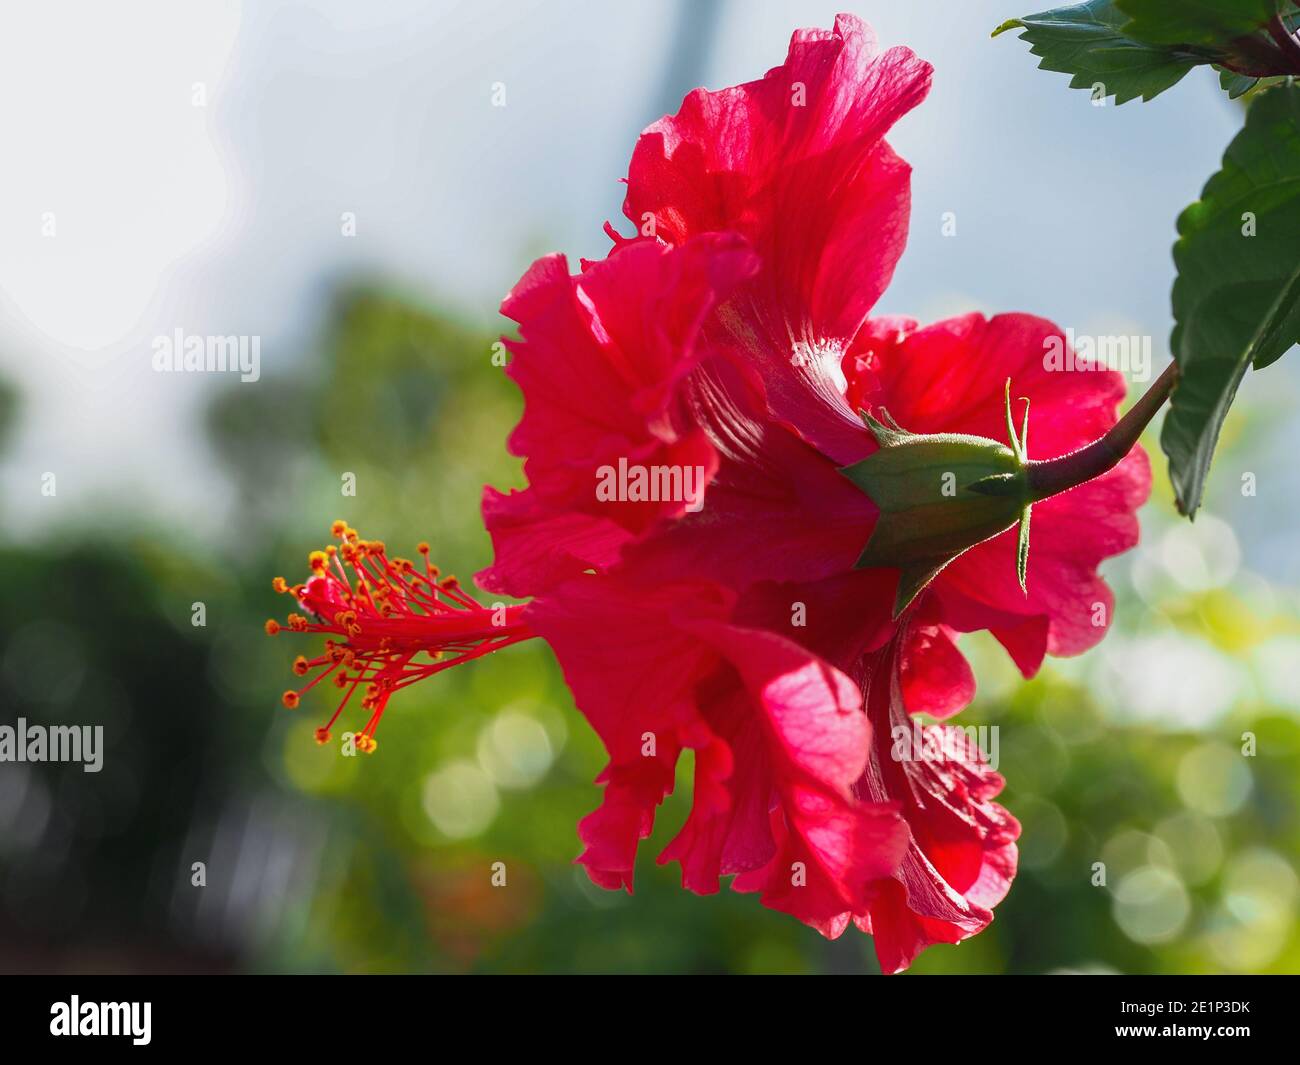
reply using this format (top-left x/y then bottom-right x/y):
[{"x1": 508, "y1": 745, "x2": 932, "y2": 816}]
[{"x1": 1, "y1": 0, "x2": 1298, "y2": 974}]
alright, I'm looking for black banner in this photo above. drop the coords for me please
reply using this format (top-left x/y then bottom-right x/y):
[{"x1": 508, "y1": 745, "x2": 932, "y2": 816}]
[{"x1": 0, "y1": 974, "x2": 1289, "y2": 1052}]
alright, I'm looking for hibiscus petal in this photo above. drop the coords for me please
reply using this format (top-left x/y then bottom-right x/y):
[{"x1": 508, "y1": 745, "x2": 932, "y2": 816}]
[
  {"x1": 899, "y1": 618, "x2": 976, "y2": 719},
  {"x1": 940, "y1": 450, "x2": 1151, "y2": 669},
  {"x1": 623, "y1": 13, "x2": 932, "y2": 464},
  {"x1": 480, "y1": 234, "x2": 758, "y2": 597},
  {"x1": 528, "y1": 573, "x2": 908, "y2": 921},
  {"x1": 526, "y1": 575, "x2": 733, "y2": 891},
  {"x1": 622, "y1": 378, "x2": 879, "y2": 590},
  {"x1": 856, "y1": 635, "x2": 1020, "y2": 973},
  {"x1": 688, "y1": 620, "x2": 908, "y2": 932},
  {"x1": 852, "y1": 312, "x2": 1128, "y2": 450},
  {"x1": 479, "y1": 487, "x2": 630, "y2": 595}
]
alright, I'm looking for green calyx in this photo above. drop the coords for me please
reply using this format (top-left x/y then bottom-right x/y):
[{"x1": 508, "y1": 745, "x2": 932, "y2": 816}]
[{"x1": 840, "y1": 380, "x2": 1034, "y2": 618}]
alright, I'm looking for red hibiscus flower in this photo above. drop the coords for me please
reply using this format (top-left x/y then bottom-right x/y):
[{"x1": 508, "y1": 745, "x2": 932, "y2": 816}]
[{"x1": 269, "y1": 14, "x2": 1150, "y2": 971}]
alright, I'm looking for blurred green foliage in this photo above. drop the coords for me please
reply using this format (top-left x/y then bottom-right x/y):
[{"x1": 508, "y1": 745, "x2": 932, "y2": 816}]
[
  {"x1": 1, "y1": 285, "x2": 1297, "y2": 974},
  {"x1": 0, "y1": 378, "x2": 16, "y2": 455}
]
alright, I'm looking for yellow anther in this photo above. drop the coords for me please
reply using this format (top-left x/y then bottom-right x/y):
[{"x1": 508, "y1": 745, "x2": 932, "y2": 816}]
[
  {"x1": 308, "y1": 550, "x2": 329, "y2": 571},
  {"x1": 271, "y1": 577, "x2": 288, "y2": 594},
  {"x1": 292, "y1": 655, "x2": 310, "y2": 676},
  {"x1": 331, "y1": 519, "x2": 347, "y2": 537},
  {"x1": 281, "y1": 690, "x2": 300, "y2": 710},
  {"x1": 264, "y1": 619, "x2": 281, "y2": 636}
]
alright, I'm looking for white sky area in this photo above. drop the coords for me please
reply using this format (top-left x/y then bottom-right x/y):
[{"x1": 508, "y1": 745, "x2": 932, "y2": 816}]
[{"x1": 1, "y1": 0, "x2": 1296, "y2": 577}]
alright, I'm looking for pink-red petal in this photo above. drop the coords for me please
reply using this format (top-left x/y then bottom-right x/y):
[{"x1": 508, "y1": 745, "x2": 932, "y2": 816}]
[
  {"x1": 526, "y1": 573, "x2": 908, "y2": 925},
  {"x1": 899, "y1": 616, "x2": 976, "y2": 719},
  {"x1": 855, "y1": 634, "x2": 1020, "y2": 973},
  {"x1": 623, "y1": 13, "x2": 932, "y2": 464},
  {"x1": 480, "y1": 235, "x2": 758, "y2": 597}
]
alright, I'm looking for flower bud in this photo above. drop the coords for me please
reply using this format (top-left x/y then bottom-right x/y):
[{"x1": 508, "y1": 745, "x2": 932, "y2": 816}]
[{"x1": 841, "y1": 381, "x2": 1033, "y2": 617}]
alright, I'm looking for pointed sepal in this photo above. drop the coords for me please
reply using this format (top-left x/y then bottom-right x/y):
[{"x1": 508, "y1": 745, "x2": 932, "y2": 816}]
[
  {"x1": 1003, "y1": 378, "x2": 1031, "y2": 464},
  {"x1": 859, "y1": 407, "x2": 912, "y2": 448},
  {"x1": 1016, "y1": 504, "x2": 1032, "y2": 594},
  {"x1": 892, "y1": 557, "x2": 957, "y2": 619}
]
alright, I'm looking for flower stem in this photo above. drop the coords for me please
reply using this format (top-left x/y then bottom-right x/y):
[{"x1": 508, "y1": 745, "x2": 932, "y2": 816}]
[
  {"x1": 1268, "y1": 15, "x2": 1300, "y2": 73},
  {"x1": 1025, "y1": 360, "x2": 1178, "y2": 501}
]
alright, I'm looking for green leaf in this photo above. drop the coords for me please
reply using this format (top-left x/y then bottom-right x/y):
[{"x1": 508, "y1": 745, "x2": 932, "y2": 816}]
[
  {"x1": 1218, "y1": 65, "x2": 1289, "y2": 99},
  {"x1": 1219, "y1": 65, "x2": 1262, "y2": 98},
  {"x1": 1116, "y1": 0, "x2": 1281, "y2": 46},
  {"x1": 993, "y1": 0, "x2": 1199, "y2": 104},
  {"x1": 1160, "y1": 83, "x2": 1300, "y2": 516},
  {"x1": 996, "y1": 0, "x2": 1299, "y2": 103}
]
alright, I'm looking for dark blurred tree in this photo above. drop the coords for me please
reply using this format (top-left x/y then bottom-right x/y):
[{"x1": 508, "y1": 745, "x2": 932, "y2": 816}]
[
  {"x1": 0, "y1": 378, "x2": 17, "y2": 455},
  {"x1": 0, "y1": 543, "x2": 242, "y2": 971}
]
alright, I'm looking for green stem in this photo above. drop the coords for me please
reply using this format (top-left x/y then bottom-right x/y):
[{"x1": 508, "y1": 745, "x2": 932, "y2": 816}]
[{"x1": 1025, "y1": 360, "x2": 1178, "y2": 501}]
